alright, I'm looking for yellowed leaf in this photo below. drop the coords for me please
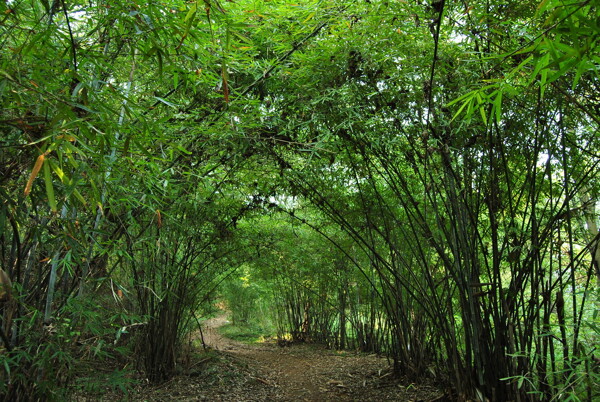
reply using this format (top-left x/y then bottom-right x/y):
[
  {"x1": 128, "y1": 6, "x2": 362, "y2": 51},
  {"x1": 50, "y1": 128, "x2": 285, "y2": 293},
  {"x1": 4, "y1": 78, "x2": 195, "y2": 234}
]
[{"x1": 24, "y1": 153, "x2": 45, "y2": 196}]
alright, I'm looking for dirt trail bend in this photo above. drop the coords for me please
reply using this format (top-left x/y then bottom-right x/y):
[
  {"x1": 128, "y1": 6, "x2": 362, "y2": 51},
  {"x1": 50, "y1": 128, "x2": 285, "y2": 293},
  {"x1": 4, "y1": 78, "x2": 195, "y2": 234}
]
[{"x1": 200, "y1": 315, "x2": 444, "y2": 401}]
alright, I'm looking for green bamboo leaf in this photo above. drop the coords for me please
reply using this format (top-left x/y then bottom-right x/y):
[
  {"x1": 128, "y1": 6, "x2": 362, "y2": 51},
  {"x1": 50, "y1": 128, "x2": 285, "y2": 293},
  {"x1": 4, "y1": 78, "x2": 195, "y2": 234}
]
[
  {"x1": 451, "y1": 97, "x2": 471, "y2": 121},
  {"x1": 176, "y1": 144, "x2": 192, "y2": 155},
  {"x1": 70, "y1": 103, "x2": 96, "y2": 114},
  {"x1": 303, "y1": 12, "x2": 315, "y2": 23},
  {"x1": 157, "y1": 49, "x2": 163, "y2": 78},
  {"x1": 506, "y1": 54, "x2": 534, "y2": 81},
  {"x1": 49, "y1": 160, "x2": 66, "y2": 183},
  {"x1": 0, "y1": 69, "x2": 15, "y2": 80},
  {"x1": 43, "y1": 160, "x2": 57, "y2": 213},
  {"x1": 185, "y1": 3, "x2": 197, "y2": 22},
  {"x1": 50, "y1": 159, "x2": 88, "y2": 207},
  {"x1": 531, "y1": 53, "x2": 550, "y2": 82},
  {"x1": 479, "y1": 106, "x2": 487, "y2": 124},
  {"x1": 540, "y1": 68, "x2": 548, "y2": 98},
  {"x1": 61, "y1": 141, "x2": 86, "y2": 159},
  {"x1": 494, "y1": 90, "x2": 502, "y2": 123},
  {"x1": 89, "y1": 178, "x2": 101, "y2": 203},
  {"x1": 71, "y1": 81, "x2": 86, "y2": 100},
  {"x1": 536, "y1": 0, "x2": 551, "y2": 14},
  {"x1": 466, "y1": 95, "x2": 474, "y2": 119},
  {"x1": 446, "y1": 91, "x2": 473, "y2": 107},
  {"x1": 448, "y1": 89, "x2": 483, "y2": 121},
  {"x1": 474, "y1": 92, "x2": 488, "y2": 123},
  {"x1": 71, "y1": 189, "x2": 87, "y2": 207},
  {"x1": 446, "y1": 87, "x2": 496, "y2": 108},
  {"x1": 2, "y1": 359, "x2": 9, "y2": 378},
  {"x1": 178, "y1": 3, "x2": 197, "y2": 48},
  {"x1": 547, "y1": 58, "x2": 578, "y2": 86},
  {"x1": 232, "y1": 30, "x2": 252, "y2": 44},
  {"x1": 571, "y1": 59, "x2": 588, "y2": 90},
  {"x1": 153, "y1": 96, "x2": 178, "y2": 108}
]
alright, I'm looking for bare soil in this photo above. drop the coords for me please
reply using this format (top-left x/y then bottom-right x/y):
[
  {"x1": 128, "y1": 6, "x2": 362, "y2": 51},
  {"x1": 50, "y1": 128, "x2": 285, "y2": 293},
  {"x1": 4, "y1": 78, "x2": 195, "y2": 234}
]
[{"x1": 127, "y1": 315, "x2": 448, "y2": 401}]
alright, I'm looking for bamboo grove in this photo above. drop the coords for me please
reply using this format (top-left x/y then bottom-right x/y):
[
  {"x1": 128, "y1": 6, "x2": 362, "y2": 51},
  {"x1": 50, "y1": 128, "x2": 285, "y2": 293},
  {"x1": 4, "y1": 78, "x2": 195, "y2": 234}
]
[{"x1": 1, "y1": 0, "x2": 599, "y2": 400}]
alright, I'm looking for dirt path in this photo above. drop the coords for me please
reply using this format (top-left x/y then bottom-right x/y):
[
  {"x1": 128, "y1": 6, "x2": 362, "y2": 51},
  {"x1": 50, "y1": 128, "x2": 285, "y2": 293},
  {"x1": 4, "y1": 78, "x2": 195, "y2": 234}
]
[
  {"x1": 76, "y1": 314, "x2": 447, "y2": 401},
  {"x1": 201, "y1": 315, "x2": 337, "y2": 400},
  {"x1": 196, "y1": 315, "x2": 446, "y2": 401}
]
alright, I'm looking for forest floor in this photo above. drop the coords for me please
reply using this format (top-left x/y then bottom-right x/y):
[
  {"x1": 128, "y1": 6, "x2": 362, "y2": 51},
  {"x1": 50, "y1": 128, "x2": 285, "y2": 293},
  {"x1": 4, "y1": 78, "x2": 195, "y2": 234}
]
[{"x1": 122, "y1": 314, "x2": 448, "y2": 401}]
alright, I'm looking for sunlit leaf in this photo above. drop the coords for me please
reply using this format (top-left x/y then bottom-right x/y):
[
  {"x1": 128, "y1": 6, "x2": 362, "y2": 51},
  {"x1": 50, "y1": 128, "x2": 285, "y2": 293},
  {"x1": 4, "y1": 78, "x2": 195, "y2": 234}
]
[{"x1": 153, "y1": 96, "x2": 178, "y2": 108}]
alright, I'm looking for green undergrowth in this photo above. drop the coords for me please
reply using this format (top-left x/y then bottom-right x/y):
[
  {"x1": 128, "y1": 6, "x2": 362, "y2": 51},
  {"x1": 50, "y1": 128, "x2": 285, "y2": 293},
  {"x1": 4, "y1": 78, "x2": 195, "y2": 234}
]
[{"x1": 73, "y1": 363, "x2": 138, "y2": 397}]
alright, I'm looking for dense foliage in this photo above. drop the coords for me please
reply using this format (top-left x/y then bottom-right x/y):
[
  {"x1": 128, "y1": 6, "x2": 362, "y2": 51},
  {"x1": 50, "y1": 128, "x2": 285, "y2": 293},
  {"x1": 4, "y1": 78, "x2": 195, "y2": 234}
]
[{"x1": 1, "y1": 0, "x2": 598, "y2": 400}]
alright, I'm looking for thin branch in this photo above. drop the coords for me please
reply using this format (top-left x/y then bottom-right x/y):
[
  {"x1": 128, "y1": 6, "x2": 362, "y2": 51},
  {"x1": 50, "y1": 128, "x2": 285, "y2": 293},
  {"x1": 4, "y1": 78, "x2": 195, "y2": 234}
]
[
  {"x1": 425, "y1": 0, "x2": 445, "y2": 129},
  {"x1": 61, "y1": 0, "x2": 78, "y2": 72}
]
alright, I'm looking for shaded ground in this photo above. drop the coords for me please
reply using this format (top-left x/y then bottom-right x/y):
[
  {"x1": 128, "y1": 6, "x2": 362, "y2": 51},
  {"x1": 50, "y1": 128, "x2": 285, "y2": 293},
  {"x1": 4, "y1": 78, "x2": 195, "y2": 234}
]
[{"x1": 129, "y1": 315, "x2": 447, "y2": 401}]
